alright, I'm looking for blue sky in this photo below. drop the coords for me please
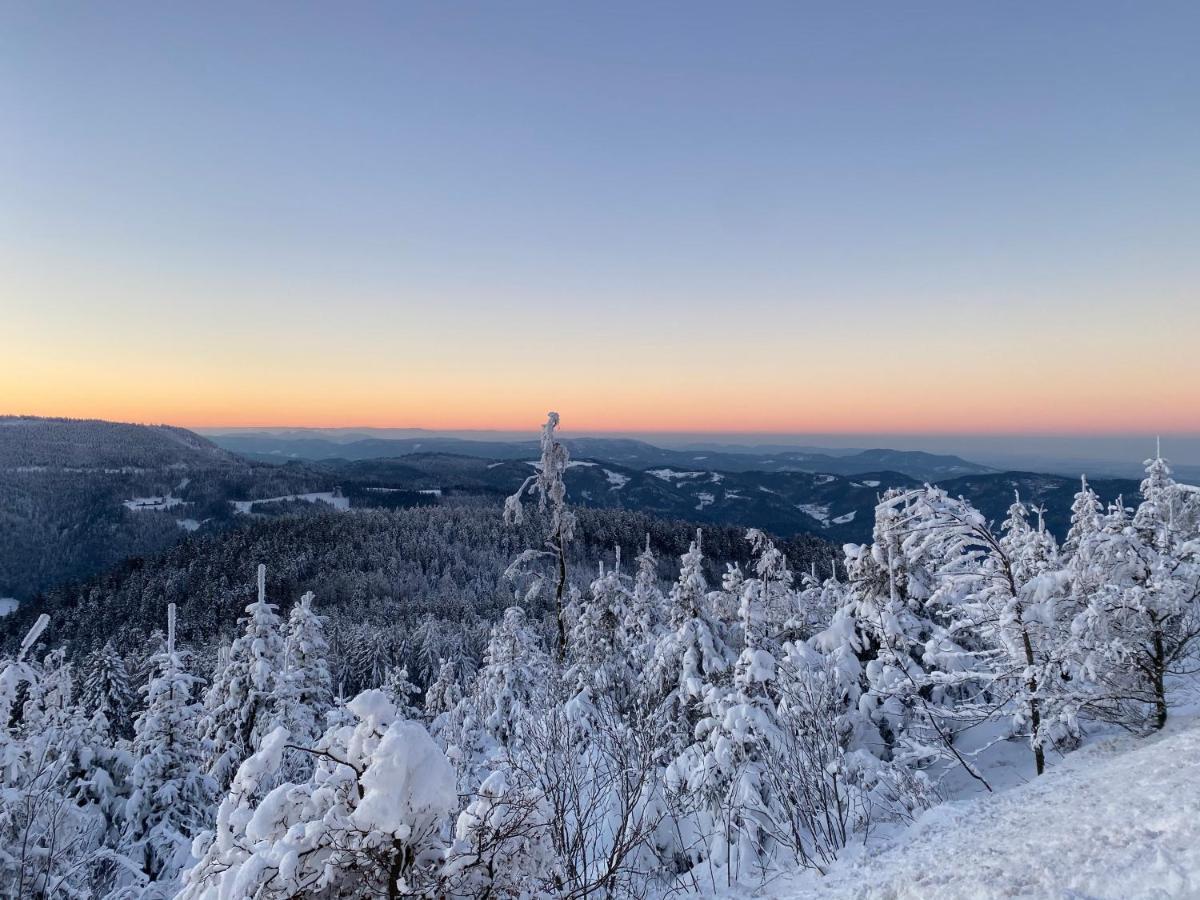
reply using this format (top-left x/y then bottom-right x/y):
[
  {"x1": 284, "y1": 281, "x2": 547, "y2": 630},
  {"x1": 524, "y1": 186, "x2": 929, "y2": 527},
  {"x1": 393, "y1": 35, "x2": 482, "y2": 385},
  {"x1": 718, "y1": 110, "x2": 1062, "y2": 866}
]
[{"x1": 3, "y1": 2, "x2": 1198, "y2": 438}]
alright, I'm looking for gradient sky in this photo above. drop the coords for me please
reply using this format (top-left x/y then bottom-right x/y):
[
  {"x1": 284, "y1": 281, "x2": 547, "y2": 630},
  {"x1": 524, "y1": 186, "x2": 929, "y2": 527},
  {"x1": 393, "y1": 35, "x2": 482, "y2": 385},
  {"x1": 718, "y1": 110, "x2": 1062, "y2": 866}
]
[{"x1": 3, "y1": 2, "x2": 1198, "y2": 436}]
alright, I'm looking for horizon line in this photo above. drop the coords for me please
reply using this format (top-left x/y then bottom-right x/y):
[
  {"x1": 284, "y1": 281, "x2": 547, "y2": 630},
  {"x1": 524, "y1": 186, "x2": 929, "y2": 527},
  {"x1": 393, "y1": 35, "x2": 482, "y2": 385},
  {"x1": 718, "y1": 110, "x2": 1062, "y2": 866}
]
[{"x1": 8, "y1": 413, "x2": 1200, "y2": 441}]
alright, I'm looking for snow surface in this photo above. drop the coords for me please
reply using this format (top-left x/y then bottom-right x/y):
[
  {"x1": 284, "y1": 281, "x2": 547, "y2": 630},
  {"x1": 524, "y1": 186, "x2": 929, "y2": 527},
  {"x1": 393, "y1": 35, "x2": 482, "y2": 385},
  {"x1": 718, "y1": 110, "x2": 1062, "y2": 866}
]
[
  {"x1": 0, "y1": 597, "x2": 18, "y2": 617},
  {"x1": 852, "y1": 480, "x2": 881, "y2": 488},
  {"x1": 798, "y1": 503, "x2": 830, "y2": 524},
  {"x1": 176, "y1": 518, "x2": 201, "y2": 531},
  {"x1": 525, "y1": 460, "x2": 596, "y2": 469},
  {"x1": 831, "y1": 511, "x2": 856, "y2": 524},
  {"x1": 696, "y1": 492, "x2": 715, "y2": 510},
  {"x1": 231, "y1": 492, "x2": 350, "y2": 514},
  {"x1": 604, "y1": 469, "x2": 630, "y2": 489},
  {"x1": 761, "y1": 717, "x2": 1200, "y2": 900},
  {"x1": 123, "y1": 495, "x2": 185, "y2": 511},
  {"x1": 648, "y1": 468, "x2": 705, "y2": 481}
]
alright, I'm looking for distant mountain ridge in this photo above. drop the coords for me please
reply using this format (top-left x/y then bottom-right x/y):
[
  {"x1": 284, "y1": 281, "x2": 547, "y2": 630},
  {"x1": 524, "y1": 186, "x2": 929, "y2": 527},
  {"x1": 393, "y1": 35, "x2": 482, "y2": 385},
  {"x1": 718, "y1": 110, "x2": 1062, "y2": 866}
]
[
  {"x1": 208, "y1": 432, "x2": 996, "y2": 481},
  {"x1": 316, "y1": 453, "x2": 1139, "y2": 545}
]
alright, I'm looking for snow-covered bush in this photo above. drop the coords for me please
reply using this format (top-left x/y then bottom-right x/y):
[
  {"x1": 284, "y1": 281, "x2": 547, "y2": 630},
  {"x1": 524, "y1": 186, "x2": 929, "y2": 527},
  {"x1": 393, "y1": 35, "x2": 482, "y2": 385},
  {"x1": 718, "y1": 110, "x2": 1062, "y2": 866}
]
[{"x1": 179, "y1": 690, "x2": 456, "y2": 899}]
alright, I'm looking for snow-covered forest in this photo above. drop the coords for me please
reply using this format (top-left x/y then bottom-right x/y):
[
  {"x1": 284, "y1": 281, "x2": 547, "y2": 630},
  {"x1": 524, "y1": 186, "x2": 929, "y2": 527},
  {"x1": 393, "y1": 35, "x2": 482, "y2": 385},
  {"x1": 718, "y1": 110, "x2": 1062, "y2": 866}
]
[{"x1": 3, "y1": 414, "x2": 1199, "y2": 898}]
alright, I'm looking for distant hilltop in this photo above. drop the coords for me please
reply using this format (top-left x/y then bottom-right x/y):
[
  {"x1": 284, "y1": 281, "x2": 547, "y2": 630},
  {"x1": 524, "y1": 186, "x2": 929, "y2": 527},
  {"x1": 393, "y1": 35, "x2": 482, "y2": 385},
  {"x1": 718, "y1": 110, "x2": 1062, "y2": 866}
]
[{"x1": 0, "y1": 416, "x2": 239, "y2": 470}]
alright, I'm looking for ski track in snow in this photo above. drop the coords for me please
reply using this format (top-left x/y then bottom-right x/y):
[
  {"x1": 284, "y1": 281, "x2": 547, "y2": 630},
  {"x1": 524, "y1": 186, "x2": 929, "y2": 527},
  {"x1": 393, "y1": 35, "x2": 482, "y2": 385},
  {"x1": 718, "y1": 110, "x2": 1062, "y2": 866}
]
[{"x1": 757, "y1": 718, "x2": 1200, "y2": 900}]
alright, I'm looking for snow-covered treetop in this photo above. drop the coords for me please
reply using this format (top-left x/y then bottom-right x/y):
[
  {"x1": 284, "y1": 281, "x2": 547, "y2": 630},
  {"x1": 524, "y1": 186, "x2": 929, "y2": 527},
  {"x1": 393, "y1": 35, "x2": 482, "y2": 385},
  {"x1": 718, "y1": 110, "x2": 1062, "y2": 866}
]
[{"x1": 503, "y1": 411, "x2": 576, "y2": 545}]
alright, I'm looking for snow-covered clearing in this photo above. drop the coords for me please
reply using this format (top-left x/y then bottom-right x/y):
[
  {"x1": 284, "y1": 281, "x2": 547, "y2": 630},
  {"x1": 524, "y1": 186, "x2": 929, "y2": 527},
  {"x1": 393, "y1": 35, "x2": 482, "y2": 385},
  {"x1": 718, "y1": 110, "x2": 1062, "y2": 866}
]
[
  {"x1": 798, "y1": 503, "x2": 830, "y2": 524},
  {"x1": 696, "y1": 491, "x2": 715, "y2": 510},
  {"x1": 176, "y1": 518, "x2": 202, "y2": 531},
  {"x1": 0, "y1": 597, "x2": 18, "y2": 617},
  {"x1": 123, "y1": 495, "x2": 185, "y2": 511},
  {"x1": 648, "y1": 468, "x2": 706, "y2": 482},
  {"x1": 231, "y1": 492, "x2": 350, "y2": 514},
  {"x1": 761, "y1": 717, "x2": 1200, "y2": 900},
  {"x1": 831, "y1": 511, "x2": 856, "y2": 524},
  {"x1": 604, "y1": 469, "x2": 630, "y2": 489}
]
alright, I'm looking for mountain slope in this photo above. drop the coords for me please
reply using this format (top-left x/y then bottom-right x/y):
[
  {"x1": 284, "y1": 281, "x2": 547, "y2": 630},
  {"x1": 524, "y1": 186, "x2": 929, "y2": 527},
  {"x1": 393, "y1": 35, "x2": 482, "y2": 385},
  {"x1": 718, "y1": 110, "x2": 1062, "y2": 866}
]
[
  {"x1": 208, "y1": 432, "x2": 995, "y2": 481},
  {"x1": 0, "y1": 416, "x2": 239, "y2": 469},
  {"x1": 316, "y1": 454, "x2": 1140, "y2": 544},
  {"x1": 0, "y1": 417, "x2": 331, "y2": 600},
  {"x1": 774, "y1": 717, "x2": 1200, "y2": 899}
]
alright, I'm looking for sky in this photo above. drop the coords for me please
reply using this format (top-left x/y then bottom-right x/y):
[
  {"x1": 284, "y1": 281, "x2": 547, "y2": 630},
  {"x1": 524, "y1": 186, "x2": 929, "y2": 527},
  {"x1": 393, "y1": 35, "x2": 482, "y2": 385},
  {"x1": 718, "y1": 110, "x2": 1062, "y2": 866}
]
[{"x1": 3, "y1": 2, "x2": 1199, "y2": 443}]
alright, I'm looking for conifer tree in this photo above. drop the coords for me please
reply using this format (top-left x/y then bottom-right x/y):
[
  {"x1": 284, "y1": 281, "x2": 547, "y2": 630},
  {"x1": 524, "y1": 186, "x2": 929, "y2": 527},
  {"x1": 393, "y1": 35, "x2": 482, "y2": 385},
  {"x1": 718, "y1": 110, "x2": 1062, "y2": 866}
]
[
  {"x1": 1073, "y1": 452, "x2": 1200, "y2": 730},
  {"x1": 383, "y1": 664, "x2": 423, "y2": 719},
  {"x1": 279, "y1": 590, "x2": 333, "y2": 766},
  {"x1": 80, "y1": 639, "x2": 136, "y2": 741},
  {"x1": 424, "y1": 658, "x2": 464, "y2": 728},
  {"x1": 644, "y1": 530, "x2": 733, "y2": 756},
  {"x1": 197, "y1": 564, "x2": 287, "y2": 791},
  {"x1": 123, "y1": 603, "x2": 213, "y2": 889}
]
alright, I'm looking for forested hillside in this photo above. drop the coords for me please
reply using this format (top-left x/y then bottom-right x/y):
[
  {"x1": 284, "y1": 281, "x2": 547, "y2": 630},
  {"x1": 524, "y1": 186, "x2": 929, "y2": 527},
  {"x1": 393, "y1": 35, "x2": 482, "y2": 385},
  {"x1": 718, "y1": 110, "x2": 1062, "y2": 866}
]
[
  {"x1": 0, "y1": 503, "x2": 831, "y2": 692},
  {"x1": 0, "y1": 416, "x2": 1140, "y2": 608},
  {"x1": 0, "y1": 417, "x2": 366, "y2": 600},
  {"x1": 0, "y1": 416, "x2": 237, "y2": 469},
  {"x1": 2, "y1": 414, "x2": 1198, "y2": 899},
  {"x1": 315, "y1": 453, "x2": 1139, "y2": 545}
]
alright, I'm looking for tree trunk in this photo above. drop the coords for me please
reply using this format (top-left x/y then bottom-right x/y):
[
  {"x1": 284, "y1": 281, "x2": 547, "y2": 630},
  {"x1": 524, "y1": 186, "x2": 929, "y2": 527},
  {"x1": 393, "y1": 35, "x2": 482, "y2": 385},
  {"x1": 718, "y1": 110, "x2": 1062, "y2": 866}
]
[
  {"x1": 555, "y1": 530, "x2": 568, "y2": 663},
  {"x1": 1021, "y1": 626, "x2": 1045, "y2": 776},
  {"x1": 1152, "y1": 626, "x2": 1168, "y2": 730}
]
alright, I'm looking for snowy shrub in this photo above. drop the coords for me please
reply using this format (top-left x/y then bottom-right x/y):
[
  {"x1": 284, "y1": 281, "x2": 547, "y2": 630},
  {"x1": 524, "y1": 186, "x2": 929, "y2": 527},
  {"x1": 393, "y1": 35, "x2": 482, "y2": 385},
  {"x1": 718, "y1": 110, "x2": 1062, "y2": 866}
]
[{"x1": 179, "y1": 689, "x2": 456, "y2": 899}]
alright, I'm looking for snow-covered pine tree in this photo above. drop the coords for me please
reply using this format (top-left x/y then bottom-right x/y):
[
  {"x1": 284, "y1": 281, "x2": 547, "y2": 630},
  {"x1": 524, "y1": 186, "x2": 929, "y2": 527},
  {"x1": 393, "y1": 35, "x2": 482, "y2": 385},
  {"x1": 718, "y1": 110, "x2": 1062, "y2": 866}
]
[
  {"x1": 196, "y1": 563, "x2": 287, "y2": 792},
  {"x1": 122, "y1": 603, "x2": 213, "y2": 892},
  {"x1": 1, "y1": 630, "x2": 131, "y2": 897},
  {"x1": 826, "y1": 489, "x2": 976, "y2": 768},
  {"x1": 644, "y1": 530, "x2": 733, "y2": 757},
  {"x1": 503, "y1": 411, "x2": 577, "y2": 660},
  {"x1": 473, "y1": 606, "x2": 549, "y2": 752},
  {"x1": 628, "y1": 533, "x2": 665, "y2": 653},
  {"x1": 668, "y1": 530, "x2": 788, "y2": 882},
  {"x1": 1073, "y1": 452, "x2": 1200, "y2": 730},
  {"x1": 1062, "y1": 475, "x2": 1104, "y2": 566},
  {"x1": 424, "y1": 658, "x2": 463, "y2": 722},
  {"x1": 383, "y1": 664, "x2": 423, "y2": 720},
  {"x1": 566, "y1": 549, "x2": 638, "y2": 717},
  {"x1": 80, "y1": 639, "x2": 136, "y2": 741},
  {"x1": 278, "y1": 590, "x2": 333, "y2": 775}
]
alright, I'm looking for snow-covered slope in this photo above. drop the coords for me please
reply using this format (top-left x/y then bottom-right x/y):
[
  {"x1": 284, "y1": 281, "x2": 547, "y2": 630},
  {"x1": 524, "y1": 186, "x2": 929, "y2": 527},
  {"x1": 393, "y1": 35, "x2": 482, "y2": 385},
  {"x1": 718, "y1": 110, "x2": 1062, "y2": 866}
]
[{"x1": 770, "y1": 718, "x2": 1200, "y2": 900}]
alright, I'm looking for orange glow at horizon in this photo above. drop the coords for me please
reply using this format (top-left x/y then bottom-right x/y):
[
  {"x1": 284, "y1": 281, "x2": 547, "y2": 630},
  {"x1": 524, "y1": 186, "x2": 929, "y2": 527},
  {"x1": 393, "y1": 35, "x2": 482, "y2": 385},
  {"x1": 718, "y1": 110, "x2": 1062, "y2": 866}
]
[
  {"x1": 5, "y1": 257, "x2": 1199, "y2": 438},
  {"x1": 5, "y1": 365, "x2": 1199, "y2": 437}
]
